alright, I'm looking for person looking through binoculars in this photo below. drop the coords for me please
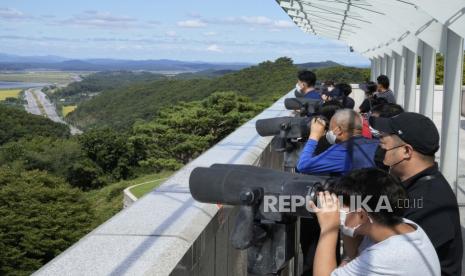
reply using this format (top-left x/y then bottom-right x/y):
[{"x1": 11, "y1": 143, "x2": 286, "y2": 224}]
[{"x1": 297, "y1": 109, "x2": 378, "y2": 175}]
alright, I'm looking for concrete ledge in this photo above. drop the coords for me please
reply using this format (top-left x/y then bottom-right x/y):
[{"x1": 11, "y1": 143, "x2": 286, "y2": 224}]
[
  {"x1": 34, "y1": 90, "x2": 295, "y2": 276},
  {"x1": 123, "y1": 186, "x2": 138, "y2": 208}
]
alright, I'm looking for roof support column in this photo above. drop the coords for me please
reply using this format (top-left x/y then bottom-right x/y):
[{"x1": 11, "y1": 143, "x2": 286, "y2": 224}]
[
  {"x1": 405, "y1": 47, "x2": 418, "y2": 112},
  {"x1": 374, "y1": 57, "x2": 381, "y2": 79},
  {"x1": 393, "y1": 50, "x2": 406, "y2": 106},
  {"x1": 380, "y1": 56, "x2": 387, "y2": 75},
  {"x1": 419, "y1": 41, "x2": 436, "y2": 120},
  {"x1": 370, "y1": 58, "x2": 376, "y2": 82},
  {"x1": 386, "y1": 54, "x2": 395, "y2": 88},
  {"x1": 440, "y1": 29, "x2": 464, "y2": 189}
]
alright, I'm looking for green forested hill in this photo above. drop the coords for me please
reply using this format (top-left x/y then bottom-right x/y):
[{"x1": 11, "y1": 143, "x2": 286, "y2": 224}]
[
  {"x1": 313, "y1": 66, "x2": 370, "y2": 83},
  {"x1": 51, "y1": 71, "x2": 167, "y2": 105},
  {"x1": 0, "y1": 105, "x2": 70, "y2": 145},
  {"x1": 67, "y1": 57, "x2": 299, "y2": 131}
]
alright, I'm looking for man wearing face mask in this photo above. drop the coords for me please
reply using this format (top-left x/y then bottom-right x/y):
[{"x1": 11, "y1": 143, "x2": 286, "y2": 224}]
[
  {"x1": 369, "y1": 112, "x2": 462, "y2": 276},
  {"x1": 297, "y1": 109, "x2": 378, "y2": 175},
  {"x1": 310, "y1": 168, "x2": 441, "y2": 276},
  {"x1": 369, "y1": 103, "x2": 404, "y2": 171},
  {"x1": 296, "y1": 70, "x2": 321, "y2": 100}
]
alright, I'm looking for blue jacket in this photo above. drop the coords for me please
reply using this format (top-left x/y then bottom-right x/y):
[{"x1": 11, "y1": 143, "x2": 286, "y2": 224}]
[
  {"x1": 297, "y1": 136, "x2": 379, "y2": 175},
  {"x1": 303, "y1": 90, "x2": 321, "y2": 100}
]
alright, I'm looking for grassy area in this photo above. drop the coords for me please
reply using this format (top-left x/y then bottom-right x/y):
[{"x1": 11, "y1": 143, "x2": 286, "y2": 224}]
[
  {"x1": 0, "y1": 71, "x2": 92, "y2": 85},
  {"x1": 84, "y1": 171, "x2": 173, "y2": 228},
  {"x1": 62, "y1": 105, "x2": 77, "y2": 116},
  {"x1": 0, "y1": 89, "x2": 22, "y2": 100},
  {"x1": 129, "y1": 171, "x2": 173, "y2": 198}
]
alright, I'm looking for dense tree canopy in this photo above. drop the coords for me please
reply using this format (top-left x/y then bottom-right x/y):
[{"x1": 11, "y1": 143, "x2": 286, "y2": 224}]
[
  {"x1": 0, "y1": 168, "x2": 94, "y2": 275},
  {"x1": 0, "y1": 105, "x2": 70, "y2": 145},
  {"x1": 132, "y1": 92, "x2": 264, "y2": 170},
  {"x1": 78, "y1": 128, "x2": 137, "y2": 180},
  {"x1": 313, "y1": 66, "x2": 370, "y2": 84}
]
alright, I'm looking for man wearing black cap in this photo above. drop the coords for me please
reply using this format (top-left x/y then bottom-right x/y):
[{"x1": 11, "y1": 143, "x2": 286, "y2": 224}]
[{"x1": 370, "y1": 112, "x2": 463, "y2": 276}]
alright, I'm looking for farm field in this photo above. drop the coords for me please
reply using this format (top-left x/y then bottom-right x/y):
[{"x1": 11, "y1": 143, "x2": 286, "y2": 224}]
[
  {"x1": 0, "y1": 88, "x2": 22, "y2": 100},
  {"x1": 62, "y1": 105, "x2": 77, "y2": 116},
  {"x1": 0, "y1": 71, "x2": 92, "y2": 85}
]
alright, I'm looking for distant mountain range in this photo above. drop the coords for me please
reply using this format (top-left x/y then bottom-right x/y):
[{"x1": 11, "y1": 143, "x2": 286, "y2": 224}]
[
  {"x1": 0, "y1": 53, "x2": 346, "y2": 72},
  {"x1": 0, "y1": 53, "x2": 252, "y2": 72},
  {"x1": 297, "y1": 60, "x2": 341, "y2": 69}
]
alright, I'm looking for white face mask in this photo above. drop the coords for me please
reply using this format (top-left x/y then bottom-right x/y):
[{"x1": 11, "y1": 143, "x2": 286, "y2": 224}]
[
  {"x1": 339, "y1": 210, "x2": 360, "y2": 237},
  {"x1": 296, "y1": 83, "x2": 302, "y2": 92},
  {"x1": 326, "y1": 129, "x2": 337, "y2": 144},
  {"x1": 339, "y1": 210, "x2": 373, "y2": 237}
]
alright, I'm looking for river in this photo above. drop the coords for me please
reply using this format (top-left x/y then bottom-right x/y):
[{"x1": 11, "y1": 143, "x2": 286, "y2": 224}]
[{"x1": 0, "y1": 81, "x2": 49, "y2": 89}]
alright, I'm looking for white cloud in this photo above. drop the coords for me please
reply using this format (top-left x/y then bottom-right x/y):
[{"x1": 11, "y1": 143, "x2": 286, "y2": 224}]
[
  {"x1": 207, "y1": 44, "x2": 223, "y2": 53},
  {"x1": 177, "y1": 19, "x2": 207, "y2": 28},
  {"x1": 273, "y1": 20, "x2": 294, "y2": 28},
  {"x1": 206, "y1": 16, "x2": 295, "y2": 30},
  {"x1": 203, "y1": 31, "x2": 217, "y2": 36},
  {"x1": 0, "y1": 8, "x2": 29, "y2": 20},
  {"x1": 59, "y1": 11, "x2": 139, "y2": 29},
  {"x1": 238, "y1": 16, "x2": 272, "y2": 25}
]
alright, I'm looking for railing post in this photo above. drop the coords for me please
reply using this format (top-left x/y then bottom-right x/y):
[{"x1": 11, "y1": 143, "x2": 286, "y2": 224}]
[
  {"x1": 440, "y1": 29, "x2": 464, "y2": 189},
  {"x1": 394, "y1": 49, "x2": 406, "y2": 106},
  {"x1": 404, "y1": 47, "x2": 418, "y2": 112},
  {"x1": 419, "y1": 40, "x2": 436, "y2": 120}
]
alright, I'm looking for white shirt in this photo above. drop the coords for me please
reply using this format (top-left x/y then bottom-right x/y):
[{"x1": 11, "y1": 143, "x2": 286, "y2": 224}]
[{"x1": 331, "y1": 219, "x2": 441, "y2": 276}]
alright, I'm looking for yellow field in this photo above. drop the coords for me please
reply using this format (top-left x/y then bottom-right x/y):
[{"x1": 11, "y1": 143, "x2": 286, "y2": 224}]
[
  {"x1": 62, "y1": 105, "x2": 77, "y2": 116},
  {"x1": 0, "y1": 89, "x2": 22, "y2": 101}
]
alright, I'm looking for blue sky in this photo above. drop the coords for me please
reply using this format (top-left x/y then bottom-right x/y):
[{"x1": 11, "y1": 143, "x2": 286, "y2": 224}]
[{"x1": 0, "y1": 0, "x2": 369, "y2": 65}]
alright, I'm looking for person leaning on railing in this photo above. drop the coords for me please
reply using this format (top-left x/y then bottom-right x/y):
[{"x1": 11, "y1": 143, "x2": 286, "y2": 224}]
[{"x1": 296, "y1": 109, "x2": 378, "y2": 176}]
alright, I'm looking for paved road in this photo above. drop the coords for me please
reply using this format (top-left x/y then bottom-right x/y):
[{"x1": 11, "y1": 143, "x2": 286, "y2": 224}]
[
  {"x1": 24, "y1": 88, "x2": 43, "y2": 116},
  {"x1": 24, "y1": 88, "x2": 82, "y2": 135}
]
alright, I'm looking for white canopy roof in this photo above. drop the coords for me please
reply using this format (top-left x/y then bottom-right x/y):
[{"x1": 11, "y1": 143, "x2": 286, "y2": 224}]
[{"x1": 276, "y1": 0, "x2": 465, "y2": 58}]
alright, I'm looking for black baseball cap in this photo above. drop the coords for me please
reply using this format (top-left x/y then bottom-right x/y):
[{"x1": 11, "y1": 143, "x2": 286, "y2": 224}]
[
  {"x1": 328, "y1": 87, "x2": 343, "y2": 98},
  {"x1": 369, "y1": 112, "x2": 440, "y2": 156}
]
